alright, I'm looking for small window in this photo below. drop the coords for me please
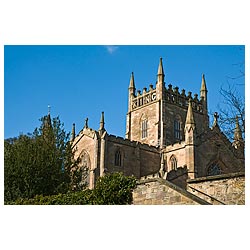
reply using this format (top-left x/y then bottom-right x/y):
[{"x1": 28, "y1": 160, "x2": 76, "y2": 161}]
[
  {"x1": 141, "y1": 119, "x2": 148, "y2": 139},
  {"x1": 170, "y1": 156, "x2": 178, "y2": 170},
  {"x1": 207, "y1": 163, "x2": 221, "y2": 176},
  {"x1": 174, "y1": 119, "x2": 182, "y2": 140},
  {"x1": 115, "y1": 150, "x2": 121, "y2": 166}
]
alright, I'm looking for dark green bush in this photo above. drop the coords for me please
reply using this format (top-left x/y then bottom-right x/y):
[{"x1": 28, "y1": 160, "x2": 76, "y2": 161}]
[{"x1": 5, "y1": 173, "x2": 137, "y2": 205}]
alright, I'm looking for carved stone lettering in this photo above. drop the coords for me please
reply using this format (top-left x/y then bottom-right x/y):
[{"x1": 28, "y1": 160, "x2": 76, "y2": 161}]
[
  {"x1": 132, "y1": 101, "x2": 137, "y2": 109},
  {"x1": 139, "y1": 98, "x2": 143, "y2": 106},
  {"x1": 144, "y1": 95, "x2": 150, "y2": 104},
  {"x1": 151, "y1": 92, "x2": 156, "y2": 101},
  {"x1": 132, "y1": 91, "x2": 157, "y2": 110}
]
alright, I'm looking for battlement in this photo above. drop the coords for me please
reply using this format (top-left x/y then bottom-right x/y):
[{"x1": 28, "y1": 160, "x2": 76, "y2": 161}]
[
  {"x1": 165, "y1": 84, "x2": 204, "y2": 113},
  {"x1": 131, "y1": 83, "x2": 157, "y2": 110},
  {"x1": 130, "y1": 81, "x2": 204, "y2": 114}
]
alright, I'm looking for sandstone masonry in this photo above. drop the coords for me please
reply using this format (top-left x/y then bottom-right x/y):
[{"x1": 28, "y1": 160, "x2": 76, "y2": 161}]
[{"x1": 70, "y1": 57, "x2": 245, "y2": 204}]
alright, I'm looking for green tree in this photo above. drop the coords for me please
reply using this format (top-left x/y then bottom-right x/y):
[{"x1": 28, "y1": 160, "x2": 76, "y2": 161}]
[
  {"x1": 5, "y1": 172, "x2": 138, "y2": 205},
  {"x1": 91, "y1": 172, "x2": 137, "y2": 205},
  {"x1": 4, "y1": 115, "x2": 78, "y2": 202}
]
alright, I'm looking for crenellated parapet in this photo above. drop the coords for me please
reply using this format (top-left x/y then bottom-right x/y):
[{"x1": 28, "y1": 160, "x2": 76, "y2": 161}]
[
  {"x1": 165, "y1": 84, "x2": 204, "y2": 114},
  {"x1": 129, "y1": 81, "x2": 205, "y2": 114},
  {"x1": 127, "y1": 59, "x2": 208, "y2": 140},
  {"x1": 130, "y1": 84, "x2": 157, "y2": 110}
]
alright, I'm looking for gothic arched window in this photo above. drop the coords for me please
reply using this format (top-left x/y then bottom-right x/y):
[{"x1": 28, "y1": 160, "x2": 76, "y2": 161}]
[
  {"x1": 174, "y1": 115, "x2": 182, "y2": 141},
  {"x1": 141, "y1": 119, "x2": 148, "y2": 139},
  {"x1": 115, "y1": 150, "x2": 122, "y2": 166},
  {"x1": 207, "y1": 163, "x2": 221, "y2": 176},
  {"x1": 170, "y1": 155, "x2": 178, "y2": 170},
  {"x1": 77, "y1": 150, "x2": 91, "y2": 189}
]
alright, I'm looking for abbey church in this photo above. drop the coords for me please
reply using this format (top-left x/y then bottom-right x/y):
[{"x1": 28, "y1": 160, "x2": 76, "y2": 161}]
[{"x1": 71, "y1": 58, "x2": 245, "y2": 205}]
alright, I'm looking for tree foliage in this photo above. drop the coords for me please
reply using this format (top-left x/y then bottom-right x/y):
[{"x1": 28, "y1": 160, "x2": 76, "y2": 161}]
[
  {"x1": 4, "y1": 115, "x2": 78, "y2": 202},
  {"x1": 6, "y1": 190, "x2": 93, "y2": 205},
  {"x1": 5, "y1": 173, "x2": 137, "y2": 205},
  {"x1": 91, "y1": 172, "x2": 137, "y2": 205}
]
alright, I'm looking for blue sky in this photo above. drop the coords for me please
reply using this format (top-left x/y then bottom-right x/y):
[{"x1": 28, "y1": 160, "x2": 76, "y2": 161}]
[{"x1": 4, "y1": 45, "x2": 245, "y2": 139}]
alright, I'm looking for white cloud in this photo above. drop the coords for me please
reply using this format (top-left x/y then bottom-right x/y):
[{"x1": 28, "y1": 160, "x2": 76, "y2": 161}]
[{"x1": 105, "y1": 45, "x2": 119, "y2": 54}]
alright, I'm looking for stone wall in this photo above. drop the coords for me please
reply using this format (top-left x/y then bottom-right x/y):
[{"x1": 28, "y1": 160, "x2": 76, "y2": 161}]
[
  {"x1": 130, "y1": 101, "x2": 159, "y2": 146},
  {"x1": 195, "y1": 130, "x2": 244, "y2": 177},
  {"x1": 164, "y1": 89, "x2": 207, "y2": 145},
  {"x1": 166, "y1": 166, "x2": 188, "y2": 189},
  {"x1": 133, "y1": 178, "x2": 210, "y2": 205},
  {"x1": 73, "y1": 128, "x2": 98, "y2": 170},
  {"x1": 73, "y1": 128, "x2": 161, "y2": 186},
  {"x1": 72, "y1": 128, "x2": 100, "y2": 189},
  {"x1": 164, "y1": 142, "x2": 186, "y2": 171},
  {"x1": 106, "y1": 135, "x2": 160, "y2": 178},
  {"x1": 187, "y1": 172, "x2": 245, "y2": 205}
]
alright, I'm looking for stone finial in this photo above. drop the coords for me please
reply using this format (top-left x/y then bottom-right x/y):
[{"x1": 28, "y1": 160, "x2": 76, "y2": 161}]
[
  {"x1": 185, "y1": 99, "x2": 196, "y2": 163},
  {"x1": 129, "y1": 72, "x2": 135, "y2": 91},
  {"x1": 187, "y1": 91, "x2": 192, "y2": 98},
  {"x1": 232, "y1": 116, "x2": 244, "y2": 154},
  {"x1": 157, "y1": 57, "x2": 165, "y2": 84},
  {"x1": 212, "y1": 112, "x2": 219, "y2": 128},
  {"x1": 200, "y1": 74, "x2": 208, "y2": 120},
  {"x1": 174, "y1": 86, "x2": 179, "y2": 94},
  {"x1": 71, "y1": 123, "x2": 75, "y2": 141},
  {"x1": 185, "y1": 100, "x2": 195, "y2": 126},
  {"x1": 84, "y1": 118, "x2": 89, "y2": 129},
  {"x1": 233, "y1": 116, "x2": 243, "y2": 141},
  {"x1": 157, "y1": 57, "x2": 164, "y2": 76},
  {"x1": 201, "y1": 74, "x2": 208, "y2": 92},
  {"x1": 99, "y1": 111, "x2": 105, "y2": 131}
]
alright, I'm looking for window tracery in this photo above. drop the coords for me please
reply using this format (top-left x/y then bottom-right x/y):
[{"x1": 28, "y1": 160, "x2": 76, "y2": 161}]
[
  {"x1": 207, "y1": 163, "x2": 221, "y2": 176},
  {"x1": 174, "y1": 115, "x2": 182, "y2": 141},
  {"x1": 170, "y1": 155, "x2": 178, "y2": 170},
  {"x1": 141, "y1": 114, "x2": 148, "y2": 139},
  {"x1": 115, "y1": 149, "x2": 122, "y2": 166}
]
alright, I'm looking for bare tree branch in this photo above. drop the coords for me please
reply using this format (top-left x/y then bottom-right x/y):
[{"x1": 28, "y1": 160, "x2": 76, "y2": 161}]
[{"x1": 217, "y1": 83, "x2": 245, "y2": 141}]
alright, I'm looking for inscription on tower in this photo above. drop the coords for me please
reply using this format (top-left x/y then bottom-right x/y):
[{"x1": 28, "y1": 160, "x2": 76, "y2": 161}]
[{"x1": 132, "y1": 91, "x2": 157, "y2": 110}]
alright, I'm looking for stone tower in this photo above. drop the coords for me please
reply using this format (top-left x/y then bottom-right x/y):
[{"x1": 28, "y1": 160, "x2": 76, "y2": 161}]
[
  {"x1": 125, "y1": 58, "x2": 209, "y2": 148},
  {"x1": 71, "y1": 57, "x2": 244, "y2": 191}
]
